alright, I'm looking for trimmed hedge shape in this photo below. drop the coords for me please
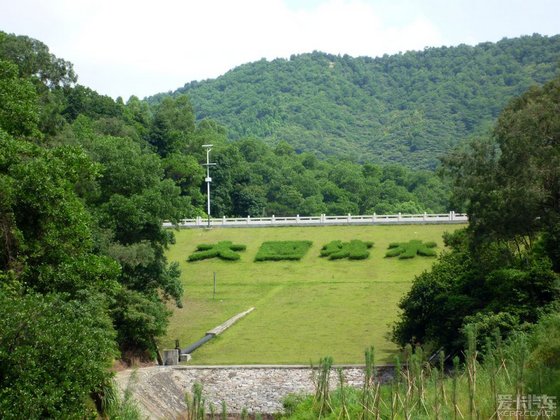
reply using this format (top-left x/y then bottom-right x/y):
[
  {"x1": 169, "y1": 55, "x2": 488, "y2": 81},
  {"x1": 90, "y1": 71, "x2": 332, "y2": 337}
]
[
  {"x1": 255, "y1": 241, "x2": 312, "y2": 261},
  {"x1": 385, "y1": 240, "x2": 437, "y2": 259},
  {"x1": 188, "y1": 241, "x2": 247, "y2": 261},
  {"x1": 320, "y1": 240, "x2": 374, "y2": 260}
]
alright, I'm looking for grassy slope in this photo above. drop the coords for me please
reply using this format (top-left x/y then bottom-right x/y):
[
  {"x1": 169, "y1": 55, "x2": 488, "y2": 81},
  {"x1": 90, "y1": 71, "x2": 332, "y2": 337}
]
[{"x1": 164, "y1": 224, "x2": 463, "y2": 364}]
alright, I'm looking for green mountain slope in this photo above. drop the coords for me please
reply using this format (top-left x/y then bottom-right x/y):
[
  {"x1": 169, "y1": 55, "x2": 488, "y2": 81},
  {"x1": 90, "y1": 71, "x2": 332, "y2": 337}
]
[{"x1": 151, "y1": 34, "x2": 560, "y2": 168}]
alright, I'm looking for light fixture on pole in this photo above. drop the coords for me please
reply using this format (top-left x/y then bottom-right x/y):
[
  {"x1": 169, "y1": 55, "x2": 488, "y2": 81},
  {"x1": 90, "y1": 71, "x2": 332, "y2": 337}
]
[{"x1": 202, "y1": 144, "x2": 216, "y2": 228}]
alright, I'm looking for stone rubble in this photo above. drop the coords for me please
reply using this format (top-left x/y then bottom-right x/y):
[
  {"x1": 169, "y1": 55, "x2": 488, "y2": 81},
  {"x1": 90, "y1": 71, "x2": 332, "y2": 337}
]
[{"x1": 115, "y1": 365, "x2": 394, "y2": 419}]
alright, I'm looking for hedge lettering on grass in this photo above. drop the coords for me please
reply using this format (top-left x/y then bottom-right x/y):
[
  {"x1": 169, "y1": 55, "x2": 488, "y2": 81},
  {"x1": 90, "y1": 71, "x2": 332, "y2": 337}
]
[
  {"x1": 385, "y1": 240, "x2": 437, "y2": 259},
  {"x1": 187, "y1": 238, "x2": 438, "y2": 262},
  {"x1": 188, "y1": 241, "x2": 247, "y2": 261},
  {"x1": 255, "y1": 241, "x2": 313, "y2": 261},
  {"x1": 320, "y1": 240, "x2": 374, "y2": 260}
]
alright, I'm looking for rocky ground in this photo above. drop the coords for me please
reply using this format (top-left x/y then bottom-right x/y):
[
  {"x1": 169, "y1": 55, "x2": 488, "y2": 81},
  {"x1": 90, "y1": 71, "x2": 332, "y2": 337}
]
[{"x1": 115, "y1": 365, "x2": 394, "y2": 419}]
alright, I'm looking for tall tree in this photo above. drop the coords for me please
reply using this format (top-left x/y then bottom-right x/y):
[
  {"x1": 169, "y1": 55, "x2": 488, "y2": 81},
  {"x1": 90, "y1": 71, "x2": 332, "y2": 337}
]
[
  {"x1": 65, "y1": 121, "x2": 192, "y2": 355},
  {"x1": 444, "y1": 74, "x2": 560, "y2": 257},
  {"x1": 0, "y1": 31, "x2": 76, "y2": 88},
  {"x1": 149, "y1": 95, "x2": 196, "y2": 156},
  {"x1": 0, "y1": 60, "x2": 40, "y2": 138},
  {"x1": 394, "y1": 75, "x2": 560, "y2": 354},
  {"x1": 0, "y1": 31, "x2": 77, "y2": 135}
]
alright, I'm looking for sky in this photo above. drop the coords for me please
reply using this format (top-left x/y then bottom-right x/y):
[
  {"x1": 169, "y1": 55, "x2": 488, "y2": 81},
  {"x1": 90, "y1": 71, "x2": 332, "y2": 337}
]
[{"x1": 1, "y1": 0, "x2": 559, "y2": 99}]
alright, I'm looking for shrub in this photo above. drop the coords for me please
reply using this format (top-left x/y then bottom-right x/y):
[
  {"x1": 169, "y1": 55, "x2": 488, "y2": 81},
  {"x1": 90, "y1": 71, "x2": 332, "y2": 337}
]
[
  {"x1": 320, "y1": 240, "x2": 344, "y2": 257},
  {"x1": 385, "y1": 240, "x2": 437, "y2": 259},
  {"x1": 255, "y1": 241, "x2": 312, "y2": 261},
  {"x1": 188, "y1": 241, "x2": 246, "y2": 261},
  {"x1": 320, "y1": 240, "x2": 374, "y2": 260},
  {"x1": 0, "y1": 291, "x2": 117, "y2": 419}
]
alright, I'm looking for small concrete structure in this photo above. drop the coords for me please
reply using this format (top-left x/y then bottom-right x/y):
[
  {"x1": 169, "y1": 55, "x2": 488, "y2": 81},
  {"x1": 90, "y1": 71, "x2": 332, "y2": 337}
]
[
  {"x1": 179, "y1": 353, "x2": 192, "y2": 362},
  {"x1": 162, "y1": 349, "x2": 179, "y2": 366}
]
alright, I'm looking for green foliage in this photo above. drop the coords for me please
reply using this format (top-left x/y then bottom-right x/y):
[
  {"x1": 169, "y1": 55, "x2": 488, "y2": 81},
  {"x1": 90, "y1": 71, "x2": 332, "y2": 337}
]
[
  {"x1": 254, "y1": 240, "x2": 312, "y2": 261},
  {"x1": 0, "y1": 291, "x2": 117, "y2": 419},
  {"x1": 62, "y1": 84, "x2": 124, "y2": 122},
  {"x1": 443, "y1": 73, "x2": 560, "y2": 253},
  {"x1": 282, "y1": 316, "x2": 560, "y2": 418},
  {"x1": 385, "y1": 240, "x2": 437, "y2": 259},
  {"x1": 99, "y1": 377, "x2": 142, "y2": 420},
  {"x1": 312, "y1": 356, "x2": 333, "y2": 417},
  {"x1": 149, "y1": 95, "x2": 196, "y2": 157},
  {"x1": 111, "y1": 288, "x2": 171, "y2": 358},
  {"x1": 152, "y1": 34, "x2": 560, "y2": 169},
  {"x1": 0, "y1": 30, "x2": 203, "y2": 389},
  {"x1": 0, "y1": 31, "x2": 77, "y2": 135},
  {"x1": 5, "y1": 27, "x2": 559, "y2": 419},
  {"x1": 462, "y1": 312, "x2": 521, "y2": 348},
  {"x1": 394, "y1": 73, "x2": 560, "y2": 355},
  {"x1": 0, "y1": 60, "x2": 40, "y2": 138},
  {"x1": 526, "y1": 312, "x2": 560, "y2": 397},
  {"x1": 204, "y1": 139, "x2": 450, "y2": 218},
  {"x1": 221, "y1": 400, "x2": 227, "y2": 419},
  {"x1": 63, "y1": 124, "x2": 192, "y2": 350},
  {"x1": 0, "y1": 126, "x2": 125, "y2": 418},
  {"x1": 184, "y1": 382, "x2": 206, "y2": 419},
  {"x1": 0, "y1": 132, "x2": 121, "y2": 297},
  {"x1": 188, "y1": 241, "x2": 247, "y2": 261},
  {"x1": 320, "y1": 239, "x2": 373, "y2": 260},
  {"x1": 162, "y1": 152, "x2": 205, "y2": 207},
  {"x1": 391, "y1": 232, "x2": 471, "y2": 351},
  {"x1": 393, "y1": 229, "x2": 560, "y2": 354},
  {"x1": 0, "y1": 31, "x2": 76, "y2": 87}
]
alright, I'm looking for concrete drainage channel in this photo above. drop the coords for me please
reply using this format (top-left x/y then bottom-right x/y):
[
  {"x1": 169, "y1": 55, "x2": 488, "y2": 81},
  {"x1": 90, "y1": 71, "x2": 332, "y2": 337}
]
[{"x1": 162, "y1": 307, "x2": 255, "y2": 365}]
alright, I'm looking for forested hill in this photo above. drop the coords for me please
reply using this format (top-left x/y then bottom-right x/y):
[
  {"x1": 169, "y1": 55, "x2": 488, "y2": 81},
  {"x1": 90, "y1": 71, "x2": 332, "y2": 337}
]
[{"x1": 150, "y1": 34, "x2": 560, "y2": 169}]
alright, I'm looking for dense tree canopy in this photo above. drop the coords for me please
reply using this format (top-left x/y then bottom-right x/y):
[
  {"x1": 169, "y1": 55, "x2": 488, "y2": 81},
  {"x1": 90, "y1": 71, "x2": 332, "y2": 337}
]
[
  {"x1": 0, "y1": 31, "x2": 195, "y2": 416},
  {"x1": 1, "y1": 28, "x2": 559, "y2": 417},
  {"x1": 393, "y1": 74, "x2": 560, "y2": 355},
  {"x1": 207, "y1": 138, "x2": 450, "y2": 217},
  {"x1": 151, "y1": 34, "x2": 560, "y2": 169},
  {"x1": 0, "y1": 291, "x2": 117, "y2": 419},
  {"x1": 0, "y1": 60, "x2": 40, "y2": 137}
]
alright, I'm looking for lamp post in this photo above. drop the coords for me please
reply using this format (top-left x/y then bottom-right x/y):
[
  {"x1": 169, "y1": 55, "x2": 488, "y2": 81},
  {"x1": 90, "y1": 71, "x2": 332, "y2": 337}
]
[{"x1": 202, "y1": 144, "x2": 216, "y2": 228}]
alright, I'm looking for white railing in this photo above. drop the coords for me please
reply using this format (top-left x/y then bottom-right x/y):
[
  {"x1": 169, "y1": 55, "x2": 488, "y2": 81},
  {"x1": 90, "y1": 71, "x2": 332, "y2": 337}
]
[{"x1": 163, "y1": 212, "x2": 468, "y2": 228}]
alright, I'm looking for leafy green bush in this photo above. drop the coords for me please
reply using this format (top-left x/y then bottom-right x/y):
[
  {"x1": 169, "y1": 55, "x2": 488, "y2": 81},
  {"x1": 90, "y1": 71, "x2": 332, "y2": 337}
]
[
  {"x1": 385, "y1": 240, "x2": 437, "y2": 259},
  {"x1": 188, "y1": 241, "x2": 246, "y2": 261},
  {"x1": 255, "y1": 241, "x2": 312, "y2": 261},
  {"x1": 0, "y1": 291, "x2": 117, "y2": 419},
  {"x1": 320, "y1": 240, "x2": 374, "y2": 260}
]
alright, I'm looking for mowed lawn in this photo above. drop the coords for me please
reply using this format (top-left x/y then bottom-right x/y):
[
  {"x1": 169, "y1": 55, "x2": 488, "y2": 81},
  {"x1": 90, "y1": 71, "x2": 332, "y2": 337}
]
[{"x1": 163, "y1": 224, "x2": 463, "y2": 364}]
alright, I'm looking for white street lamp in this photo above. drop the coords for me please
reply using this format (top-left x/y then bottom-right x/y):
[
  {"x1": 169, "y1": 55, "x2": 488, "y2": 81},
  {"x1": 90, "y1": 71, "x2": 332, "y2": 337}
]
[{"x1": 202, "y1": 144, "x2": 216, "y2": 228}]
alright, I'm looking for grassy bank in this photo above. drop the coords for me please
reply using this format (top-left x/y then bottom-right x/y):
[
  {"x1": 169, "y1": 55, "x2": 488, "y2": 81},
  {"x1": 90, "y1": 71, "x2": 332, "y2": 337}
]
[
  {"x1": 280, "y1": 313, "x2": 560, "y2": 419},
  {"x1": 164, "y1": 224, "x2": 463, "y2": 364}
]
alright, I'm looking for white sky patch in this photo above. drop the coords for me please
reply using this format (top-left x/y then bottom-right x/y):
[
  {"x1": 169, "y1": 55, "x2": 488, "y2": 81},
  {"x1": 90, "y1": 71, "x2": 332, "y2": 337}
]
[{"x1": 1, "y1": 0, "x2": 558, "y2": 99}]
